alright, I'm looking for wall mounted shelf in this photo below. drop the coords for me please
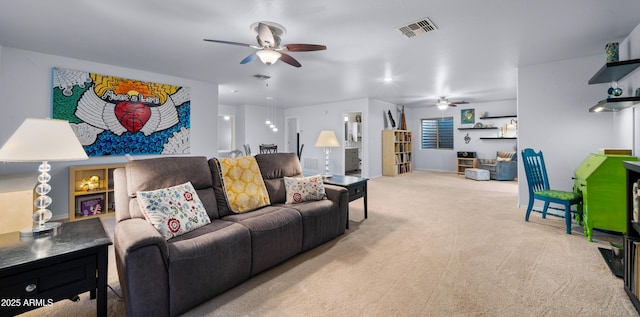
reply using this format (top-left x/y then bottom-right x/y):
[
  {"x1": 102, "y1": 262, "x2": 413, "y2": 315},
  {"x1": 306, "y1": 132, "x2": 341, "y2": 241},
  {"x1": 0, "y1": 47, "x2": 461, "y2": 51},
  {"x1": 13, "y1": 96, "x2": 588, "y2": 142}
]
[
  {"x1": 588, "y1": 58, "x2": 640, "y2": 84},
  {"x1": 480, "y1": 137, "x2": 517, "y2": 140},
  {"x1": 457, "y1": 127, "x2": 498, "y2": 130},
  {"x1": 479, "y1": 115, "x2": 517, "y2": 119},
  {"x1": 589, "y1": 96, "x2": 640, "y2": 112}
]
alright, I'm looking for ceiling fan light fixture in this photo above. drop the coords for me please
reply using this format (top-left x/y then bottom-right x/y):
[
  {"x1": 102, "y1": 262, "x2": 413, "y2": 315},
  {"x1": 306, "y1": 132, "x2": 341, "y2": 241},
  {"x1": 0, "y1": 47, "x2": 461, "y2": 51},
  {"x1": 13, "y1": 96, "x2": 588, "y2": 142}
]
[
  {"x1": 256, "y1": 50, "x2": 281, "y2": 65},
  {"x1": 437, "y1": 103, "x2": 448, "y2": 110}
]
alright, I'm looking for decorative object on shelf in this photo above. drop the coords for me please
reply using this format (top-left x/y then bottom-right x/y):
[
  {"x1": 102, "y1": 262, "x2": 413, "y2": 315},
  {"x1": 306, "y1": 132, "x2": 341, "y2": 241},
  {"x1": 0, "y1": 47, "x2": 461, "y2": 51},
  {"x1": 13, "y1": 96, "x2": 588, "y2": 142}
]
[
  {"x1": 474, "y1": 122, "x2": 483, "y2": 128},
  {"x1": 52, "y1": 67, "x2": 191, "y2": 156},
  {"x1": 464, "y1": 133, "x2": 471, "y2": 144},
  {"x1": 400, "y1": 106, "x2": 407, "y2": 130},
  {"x1": 355, "y1": 114, "x2": 362, "y2": 122},
  {"x1": 80, "y1": 175, "x2": 101, "y2": 191},
  {"x1": 605, "y1": 42, "x2": 619, "y2": 63},
  {"x1": 461, "y1": 108, "x2": 475, "y2": 124},
  {"x1": 608, "y1": 82, "x2": 624, "y2": 98},
  {"x1": 0, "y1": 118, "x2": 88, "y2": 238},
  {"x1": 481, "y1": 111, "x2": 488, "y2": 117},
  {"x1": 315, "y1": 130, "x2": 340, "y2": 178},
  {"x1": 79, "y1": 194, "x2": 103, "y2": 217},
  {"x1": 387, "y1": 110, "x2": 396, "y2": 128}
]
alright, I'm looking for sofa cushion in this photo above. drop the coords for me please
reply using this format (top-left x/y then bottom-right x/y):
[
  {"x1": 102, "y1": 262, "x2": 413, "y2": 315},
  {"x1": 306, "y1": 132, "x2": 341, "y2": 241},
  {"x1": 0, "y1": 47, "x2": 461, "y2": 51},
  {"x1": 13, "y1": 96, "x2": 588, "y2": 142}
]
[
  {"x1": 137, "y1": 181, "x2": 211, "y2": 240},
  {"x1": 222, "y1": 205, "x2": 303, "y2": 275},
  {"x1": 167, "y1": 220, "x2": 252, "y2": 316},
  {"x1": 124, "y1": 156, "x2": 220, "y2": 219},
  {"x1": 284, "y1": 174, "x2": 326, "y2": 204},
  {"x1": 254, "y1": 153, "x2": 304, "y2": 204},
  {"x1": 286, "y1": 199, "x2": 341, "y2": 251},
  {"x1": 213, "y1": 156, "x2": 271, "y2": 214}
]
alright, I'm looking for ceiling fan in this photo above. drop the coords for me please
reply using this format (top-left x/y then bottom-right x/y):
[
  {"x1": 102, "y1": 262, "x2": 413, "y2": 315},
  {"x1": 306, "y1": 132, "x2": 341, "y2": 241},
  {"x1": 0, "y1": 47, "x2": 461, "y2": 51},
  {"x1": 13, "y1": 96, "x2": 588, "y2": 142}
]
[
  {"x1": 203, "y1": 21, "x2": 326, "y2": 68},
  {"x1": 431, "y1": 96, "x2": 469, "y2": 110}
]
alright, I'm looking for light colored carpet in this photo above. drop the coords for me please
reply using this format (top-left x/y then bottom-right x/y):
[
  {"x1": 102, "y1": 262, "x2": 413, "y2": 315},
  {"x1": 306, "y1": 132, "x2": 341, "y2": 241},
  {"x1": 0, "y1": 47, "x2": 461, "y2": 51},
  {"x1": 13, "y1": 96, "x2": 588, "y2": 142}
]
[{"x1": 19, "y1": 171, "x2": 639, "y2": 316}]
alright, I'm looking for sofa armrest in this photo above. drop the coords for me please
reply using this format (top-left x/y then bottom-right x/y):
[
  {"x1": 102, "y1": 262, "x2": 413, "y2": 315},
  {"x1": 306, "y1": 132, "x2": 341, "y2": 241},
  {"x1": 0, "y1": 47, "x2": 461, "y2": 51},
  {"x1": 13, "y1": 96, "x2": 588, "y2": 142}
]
[
  {"x1": 324, "y1": 184, "x2": 349, "y2": 233},
  {"x1": 114, "y1": 218, "x2": 171, "y2": 317}
]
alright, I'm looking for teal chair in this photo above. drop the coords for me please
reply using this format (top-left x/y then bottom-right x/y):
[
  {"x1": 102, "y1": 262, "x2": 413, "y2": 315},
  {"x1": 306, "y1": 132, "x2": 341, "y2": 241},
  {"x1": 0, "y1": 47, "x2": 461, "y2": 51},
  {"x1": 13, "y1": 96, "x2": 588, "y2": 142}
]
[{"x1": 521, "y1": 148, "x2": 583, "y2": 234}]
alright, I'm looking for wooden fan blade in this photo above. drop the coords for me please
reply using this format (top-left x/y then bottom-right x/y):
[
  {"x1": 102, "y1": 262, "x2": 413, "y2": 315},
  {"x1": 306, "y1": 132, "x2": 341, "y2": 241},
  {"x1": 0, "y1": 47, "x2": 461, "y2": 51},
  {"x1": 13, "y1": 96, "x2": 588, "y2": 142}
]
[
  {"x1": 203, "y1": 39, "x2": 253, "y2": 47},
  {"x1": 448, "y1": 104, "x2": 457, "y2": 107},
  {"x1": 450, "y1": 101, "x2": 469, "y2": 105},
  {"x1": 240, "y1": 53, "x2": 258, "y2": 64},
  {"x1": 279, "y1": 53, "x2": 302, "y2": 67},
  {"x1": 283, "y1": 44, "x2": 327, "y2": 52},
  {"x1": 257, "y1": 23, "x2": 276, "y2": 47}
]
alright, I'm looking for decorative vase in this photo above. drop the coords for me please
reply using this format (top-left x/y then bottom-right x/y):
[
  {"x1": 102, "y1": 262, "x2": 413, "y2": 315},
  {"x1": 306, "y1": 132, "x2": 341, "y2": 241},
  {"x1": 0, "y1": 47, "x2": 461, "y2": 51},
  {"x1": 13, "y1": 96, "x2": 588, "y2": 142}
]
[{"x1": 606, "y1": 42, "x2": 619, "y2": 63}]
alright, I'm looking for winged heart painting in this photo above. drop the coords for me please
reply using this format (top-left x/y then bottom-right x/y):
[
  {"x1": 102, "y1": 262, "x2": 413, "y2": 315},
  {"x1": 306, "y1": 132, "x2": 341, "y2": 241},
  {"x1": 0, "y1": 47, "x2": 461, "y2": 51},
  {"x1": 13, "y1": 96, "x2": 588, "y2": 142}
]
[{"x1": 52, "y1": 67, "x2": 190, "y2": 156}]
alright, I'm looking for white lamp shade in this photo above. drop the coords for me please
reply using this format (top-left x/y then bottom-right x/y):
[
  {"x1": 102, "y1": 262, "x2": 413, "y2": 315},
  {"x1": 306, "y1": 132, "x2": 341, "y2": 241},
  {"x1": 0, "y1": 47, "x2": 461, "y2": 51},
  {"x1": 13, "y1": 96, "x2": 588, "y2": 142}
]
[
  {"x1": 0, "y1": 118, "x2": 88, "y2": 162},
  {"x1": 256, "y1": 50, "x2": 281, "y2": 65},
  {"x1": 315, "y1": 130, "x2": 340, "y2": 147}
]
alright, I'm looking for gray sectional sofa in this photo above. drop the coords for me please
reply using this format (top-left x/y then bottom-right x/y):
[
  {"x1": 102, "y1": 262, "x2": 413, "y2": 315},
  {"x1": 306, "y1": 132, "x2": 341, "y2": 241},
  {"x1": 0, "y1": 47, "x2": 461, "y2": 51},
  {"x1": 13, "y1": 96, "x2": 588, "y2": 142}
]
[{"x1": 113, "y1": 153, "x2": 348, "y2": 316}]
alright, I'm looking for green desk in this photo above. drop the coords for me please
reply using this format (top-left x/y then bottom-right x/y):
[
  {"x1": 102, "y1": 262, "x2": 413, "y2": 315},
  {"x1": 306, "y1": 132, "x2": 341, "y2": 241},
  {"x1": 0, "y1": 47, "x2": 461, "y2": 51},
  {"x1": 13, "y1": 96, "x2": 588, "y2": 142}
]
[{"x1": 574, "y1": 153, "x2": 638, "y2": 241}]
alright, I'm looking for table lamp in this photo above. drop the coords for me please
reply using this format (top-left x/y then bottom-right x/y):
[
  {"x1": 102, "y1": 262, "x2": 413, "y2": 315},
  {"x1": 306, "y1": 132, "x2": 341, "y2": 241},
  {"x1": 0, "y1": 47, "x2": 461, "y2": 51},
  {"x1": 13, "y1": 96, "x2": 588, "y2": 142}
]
[
  {"x1": 315, "y1": 130, "x2": 340, "y2": 178},
  {"x1": 0, "y1": 118, "x2": 88, "y2": 237}
]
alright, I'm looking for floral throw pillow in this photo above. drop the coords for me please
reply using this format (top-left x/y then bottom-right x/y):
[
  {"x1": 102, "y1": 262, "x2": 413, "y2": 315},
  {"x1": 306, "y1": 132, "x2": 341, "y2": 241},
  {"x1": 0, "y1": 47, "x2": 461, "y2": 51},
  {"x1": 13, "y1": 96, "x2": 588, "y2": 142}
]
[
  {"x1": 284, "y1": 175, "x2": 326, "y2": 204},
  {"x1": 137, "y1": 181, "x2": 211, "y2": 240}
]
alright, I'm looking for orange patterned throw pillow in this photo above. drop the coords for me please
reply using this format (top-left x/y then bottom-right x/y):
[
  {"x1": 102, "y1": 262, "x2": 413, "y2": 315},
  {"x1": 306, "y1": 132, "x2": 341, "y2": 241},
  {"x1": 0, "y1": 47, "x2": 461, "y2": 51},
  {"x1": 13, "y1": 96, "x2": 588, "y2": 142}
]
[
  {"x1": 283, "y1": 175, "x2": 327, "y2": 204},
  {"x1": 218, "y1": 156, "x2": 271, "y2": 213}
]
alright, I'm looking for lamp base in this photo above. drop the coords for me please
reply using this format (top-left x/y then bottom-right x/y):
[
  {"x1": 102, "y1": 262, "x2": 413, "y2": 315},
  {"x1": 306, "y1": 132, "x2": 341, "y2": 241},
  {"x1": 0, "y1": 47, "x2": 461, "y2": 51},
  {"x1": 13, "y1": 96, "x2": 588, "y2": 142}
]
[{"x1": 19, "y1": 222, "x2": 62, "y2": 239}]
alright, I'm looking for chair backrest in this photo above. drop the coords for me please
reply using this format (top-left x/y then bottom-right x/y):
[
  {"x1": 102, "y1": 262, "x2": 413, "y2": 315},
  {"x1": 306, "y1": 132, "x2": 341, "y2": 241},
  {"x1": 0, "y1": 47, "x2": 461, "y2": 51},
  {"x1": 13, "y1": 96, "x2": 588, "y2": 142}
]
[
  {"x1": 521, "y1": 148, "x2": 551, "y2": 194},
  {"x1": 243, "y1": 144, "x2": 251, "y2": 156},
  {"x1": 229, "y1": 149, "x2": 244, "y2": 158}
]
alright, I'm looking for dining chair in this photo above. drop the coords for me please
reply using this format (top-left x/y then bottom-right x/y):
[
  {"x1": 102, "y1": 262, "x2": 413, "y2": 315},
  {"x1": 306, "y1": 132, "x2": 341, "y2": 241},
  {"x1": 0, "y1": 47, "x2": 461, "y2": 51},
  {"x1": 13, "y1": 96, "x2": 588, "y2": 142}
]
[{"x1": 521, "y1": 148, "x2": 583, "y2": 234}]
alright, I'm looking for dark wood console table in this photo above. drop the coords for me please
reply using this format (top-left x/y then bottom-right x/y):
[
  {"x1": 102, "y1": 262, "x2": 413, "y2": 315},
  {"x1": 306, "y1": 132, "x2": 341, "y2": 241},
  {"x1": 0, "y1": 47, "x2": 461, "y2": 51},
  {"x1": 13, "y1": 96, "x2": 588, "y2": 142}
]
[{"x1": 0, "y1": 217, "x2": 112, "y2": 316}]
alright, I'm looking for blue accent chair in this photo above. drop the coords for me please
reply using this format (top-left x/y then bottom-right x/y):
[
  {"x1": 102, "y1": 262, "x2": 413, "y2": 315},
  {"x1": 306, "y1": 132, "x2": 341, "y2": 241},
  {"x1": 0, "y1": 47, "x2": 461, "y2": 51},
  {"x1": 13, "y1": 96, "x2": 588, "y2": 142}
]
[
  {"x1": 478, "y1": 151, "x2": 518, "y2": 180},
  {"x1": 521, "y1": 148, "x2": 583, "y2": 234}
]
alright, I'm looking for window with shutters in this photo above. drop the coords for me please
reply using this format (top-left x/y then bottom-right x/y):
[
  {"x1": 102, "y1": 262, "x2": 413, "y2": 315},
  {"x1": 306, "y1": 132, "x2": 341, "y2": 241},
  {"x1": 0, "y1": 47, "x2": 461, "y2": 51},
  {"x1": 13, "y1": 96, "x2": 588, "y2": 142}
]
[{"x1": 421, "y1": 117, "x2": 453, "y2": 149}]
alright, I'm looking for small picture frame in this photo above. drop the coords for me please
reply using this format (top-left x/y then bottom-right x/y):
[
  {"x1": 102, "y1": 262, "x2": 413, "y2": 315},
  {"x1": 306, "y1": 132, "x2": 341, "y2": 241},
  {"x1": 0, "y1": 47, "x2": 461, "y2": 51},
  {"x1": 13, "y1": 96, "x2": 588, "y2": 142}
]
[
  {"x1": 77, "y1": 194, "x2": 104, "y2": 217},
  {"x1": 461, "y1": 109, "x2": 475, "y2": 124}
]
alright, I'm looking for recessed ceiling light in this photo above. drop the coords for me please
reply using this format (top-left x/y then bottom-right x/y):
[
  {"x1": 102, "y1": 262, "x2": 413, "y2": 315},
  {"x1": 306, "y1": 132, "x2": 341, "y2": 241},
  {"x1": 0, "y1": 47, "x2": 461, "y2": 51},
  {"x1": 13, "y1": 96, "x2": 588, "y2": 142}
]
[
  {"x1": 384, "y1": 77, "x2": 393, "y2": 82},
  {"x1": 231, "y1": 89, "x2": 239, "y2": 93}
]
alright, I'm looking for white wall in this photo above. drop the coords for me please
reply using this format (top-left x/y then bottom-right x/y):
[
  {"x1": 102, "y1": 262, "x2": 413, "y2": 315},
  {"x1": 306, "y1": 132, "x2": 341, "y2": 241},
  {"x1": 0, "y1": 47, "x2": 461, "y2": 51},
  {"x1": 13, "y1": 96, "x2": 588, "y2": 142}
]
[
  {"x1": 406, "y1": 99, "x2": 517, "y2": 172},
  {"x1": 0, "y1": 46, "x2": 219, "y2": 220},
  {"x1": 285, "y1": 98, "x2": 371, "y2": 177},
  {"x1": 614, "y1": 21, "x2": 640, "y2": 153},
  {"x1": 517, "y1": 54, "x2": 614, "y2": 207},
  {"x1": 241, "y1": 104, "x2": 284, "y2": 155}
]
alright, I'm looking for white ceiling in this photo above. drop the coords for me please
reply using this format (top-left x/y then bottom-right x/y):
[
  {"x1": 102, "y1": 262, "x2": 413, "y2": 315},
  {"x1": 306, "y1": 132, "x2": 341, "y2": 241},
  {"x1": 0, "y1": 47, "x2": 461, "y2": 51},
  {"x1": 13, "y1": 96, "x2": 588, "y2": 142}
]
[{"x1": 1, "y1": 1, "x2": 639, "y2": 108}]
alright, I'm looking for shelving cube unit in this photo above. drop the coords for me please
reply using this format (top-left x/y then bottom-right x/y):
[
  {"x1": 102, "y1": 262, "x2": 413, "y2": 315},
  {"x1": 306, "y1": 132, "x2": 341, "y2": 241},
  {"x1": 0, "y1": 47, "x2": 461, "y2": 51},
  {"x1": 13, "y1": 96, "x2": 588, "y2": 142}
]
[
  {"x1": 68, "y1": 163, "x2": 125, "y2": 221},
  {"x1": 382, "y1": 130, "x2": 412, "y2": 176},
  {"x1": 456, "y1": 158, "x2": 477, "y2": 175}
]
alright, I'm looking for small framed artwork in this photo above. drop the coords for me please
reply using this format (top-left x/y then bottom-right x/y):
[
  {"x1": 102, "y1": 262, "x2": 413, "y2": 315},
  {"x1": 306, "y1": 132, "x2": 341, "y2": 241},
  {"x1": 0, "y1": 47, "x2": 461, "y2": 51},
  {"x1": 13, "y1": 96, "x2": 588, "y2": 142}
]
[
  {"x1": 76, "y1": 194, "x2": 104, "y2": 217},
  {"x1": 461, "y1": 109, "x2": 475, "y2": 124}
]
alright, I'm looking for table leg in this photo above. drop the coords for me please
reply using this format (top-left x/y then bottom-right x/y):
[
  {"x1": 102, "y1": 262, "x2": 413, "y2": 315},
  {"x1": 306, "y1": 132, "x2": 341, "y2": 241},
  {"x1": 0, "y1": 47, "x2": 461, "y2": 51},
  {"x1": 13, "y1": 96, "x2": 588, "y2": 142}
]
[
  {"x1": 364, "y1": 182, "x2": 368, "y2": 219},
  {"x1": 96, "y1": 245, "x2": 108, "y2": 317}
]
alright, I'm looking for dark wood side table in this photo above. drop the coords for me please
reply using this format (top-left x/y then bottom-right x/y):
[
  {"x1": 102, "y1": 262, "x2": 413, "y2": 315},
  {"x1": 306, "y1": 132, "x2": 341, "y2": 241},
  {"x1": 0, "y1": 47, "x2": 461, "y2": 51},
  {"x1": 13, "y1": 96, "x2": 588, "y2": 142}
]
[
  {"x1": 0, "y1": 217, "x2": 112, "y2": 317},
  {"x1": 322, "y1": 175, "x2": 368, "y2": 229}
]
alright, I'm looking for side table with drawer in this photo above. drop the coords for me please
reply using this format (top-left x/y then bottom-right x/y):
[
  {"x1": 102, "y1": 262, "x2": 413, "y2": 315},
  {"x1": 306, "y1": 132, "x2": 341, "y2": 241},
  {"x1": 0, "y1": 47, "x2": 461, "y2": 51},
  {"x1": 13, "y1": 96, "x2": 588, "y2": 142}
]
[
  {"x1": 0, "y1": 217, "x2": 112, "y2": 317},
  {"x1": 322, "y1": 174, "x2": 368, "y2": 229}
]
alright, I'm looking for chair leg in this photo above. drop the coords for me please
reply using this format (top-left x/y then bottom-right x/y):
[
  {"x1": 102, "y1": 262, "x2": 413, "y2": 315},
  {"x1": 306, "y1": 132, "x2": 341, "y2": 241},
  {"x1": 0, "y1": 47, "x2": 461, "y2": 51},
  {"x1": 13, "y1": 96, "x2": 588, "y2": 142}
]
[
  {"x1": 564, "y1": 202, "x2": 572, "y2": 234},
  {"x1": 525, "y1": 198, "x2": 534, "y2": 222},
  {"x1": 542, "y1": 201, "x2": 550, "y2": 219}
]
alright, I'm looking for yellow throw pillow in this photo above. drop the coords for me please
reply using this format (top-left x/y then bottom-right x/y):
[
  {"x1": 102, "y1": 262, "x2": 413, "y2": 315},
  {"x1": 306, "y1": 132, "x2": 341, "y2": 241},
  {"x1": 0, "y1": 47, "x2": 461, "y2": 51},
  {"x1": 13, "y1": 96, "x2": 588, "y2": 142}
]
[{"x1": 218, "y1": 156, "x2": 271, "y2": 213}]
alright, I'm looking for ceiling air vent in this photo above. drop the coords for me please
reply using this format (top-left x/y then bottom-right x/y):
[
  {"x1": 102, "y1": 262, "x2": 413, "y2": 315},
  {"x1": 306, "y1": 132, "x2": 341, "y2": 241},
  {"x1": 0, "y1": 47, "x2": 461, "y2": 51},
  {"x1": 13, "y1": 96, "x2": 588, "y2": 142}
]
[
  {"x1": 397, "y1": 17, "x2": 438, "y2": 38},
  {"x1": 252, "y1": 74, "x2": 271, "y2": 80}
]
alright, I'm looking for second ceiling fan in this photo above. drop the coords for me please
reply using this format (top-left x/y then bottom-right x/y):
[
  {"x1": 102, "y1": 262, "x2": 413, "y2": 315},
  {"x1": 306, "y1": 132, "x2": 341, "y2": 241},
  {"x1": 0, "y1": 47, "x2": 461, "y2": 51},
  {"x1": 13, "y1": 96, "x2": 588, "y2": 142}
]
[
  {"x1": 432, "y1": 96, "x2": 468, "y2": 110},
  {"x1": 204, "y1": 21, "x2": 326, "y2": 68}
]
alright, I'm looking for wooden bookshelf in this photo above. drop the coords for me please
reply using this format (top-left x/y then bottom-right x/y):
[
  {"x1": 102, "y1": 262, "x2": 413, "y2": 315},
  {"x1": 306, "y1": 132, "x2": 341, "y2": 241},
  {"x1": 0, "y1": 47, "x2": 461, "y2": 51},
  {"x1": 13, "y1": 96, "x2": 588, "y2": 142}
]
[
  {"x1": 382, "y1": 130, "x2": 412, "y2": 176},
  {"x1": 68, "y1": 163, "x2": 125, "y2": 221}
]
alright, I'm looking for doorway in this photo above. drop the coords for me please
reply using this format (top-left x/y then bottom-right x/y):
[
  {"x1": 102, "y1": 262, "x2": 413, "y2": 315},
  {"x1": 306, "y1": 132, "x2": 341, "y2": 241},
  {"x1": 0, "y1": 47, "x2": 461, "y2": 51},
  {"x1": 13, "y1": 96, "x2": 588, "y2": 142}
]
[{"x1": 343, "y1": 112, "x2": 362, "y2": 176}]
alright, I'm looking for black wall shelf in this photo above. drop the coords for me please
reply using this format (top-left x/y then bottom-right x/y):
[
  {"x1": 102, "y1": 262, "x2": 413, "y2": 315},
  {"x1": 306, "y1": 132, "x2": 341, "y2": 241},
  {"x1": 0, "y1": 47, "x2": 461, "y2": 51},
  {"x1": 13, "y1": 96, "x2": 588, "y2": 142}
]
[
  {"x1": 458, "y1": 127, "x2": 498, "y2": 130},
  {"x1": 479, "y1": 115, "x2": 517, "y2": 119},
  {"x1": 480, "y1": 137, "x2": 517, "y2": 140},
  {"x1": 588, "y1": 58, "x2": 640, "y2": 84}
]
